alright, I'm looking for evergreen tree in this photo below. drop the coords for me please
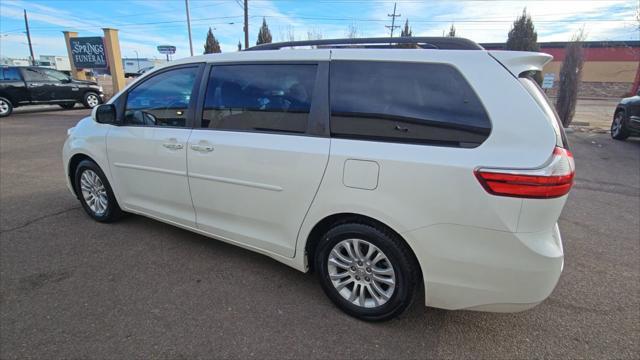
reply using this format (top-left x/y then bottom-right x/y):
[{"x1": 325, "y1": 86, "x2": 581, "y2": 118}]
[
  {"x1": 203, "y1": 27, "x2": 221, "y2": 54},
  {"x1": 556, "y1": 29, "x2": 586, "y2": 127},
  {"x1": 447, "y1": 24, "x2": 456, "y2": 37},
  {"x1": 506, "y1": 8, "x2": 539, "y2": 52},
  {"x1": 506, "y1": 8, "x2": 541, "y2": 83},
  {"x1": 400, "y1": 19, "x2": 412, "y2": 37},
  {"x1": 256, "y1": 17, "x2": 273, "y2": 45}
]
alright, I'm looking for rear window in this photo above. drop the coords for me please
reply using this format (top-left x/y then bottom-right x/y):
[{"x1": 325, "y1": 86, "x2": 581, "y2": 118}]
[
  {"x1": 330, "y1": 61, "x2": 491, "y2": 147},
  {"x1": 0, "y1": 67, "x2": 22, "y2": 81},
  {"x1": 519, "y1": 76, "x2": 568, "y2": 149}
]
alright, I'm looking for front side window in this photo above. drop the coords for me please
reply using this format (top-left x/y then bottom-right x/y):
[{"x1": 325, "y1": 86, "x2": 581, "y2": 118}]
[
  {"x1": 202, "y1": 64, "x2": 317, "y2": 134},
  {"x1": 41, "y1": 68, "x2": 70, "y2": 82},
  {"x1": 330, "y1": 61, "x2": 491, "y2": 147},
  {"x1": 124, "y1": 66, "x2": 198, "y2": 127},
  {"x1": 21, "y1": 68, "x2": 49, "y2": 82}
]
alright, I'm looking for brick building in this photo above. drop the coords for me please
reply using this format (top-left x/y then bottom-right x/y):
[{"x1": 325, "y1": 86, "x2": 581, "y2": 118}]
[{"x1": 482, "y1": 41, "x2": 640, "y2": 98}]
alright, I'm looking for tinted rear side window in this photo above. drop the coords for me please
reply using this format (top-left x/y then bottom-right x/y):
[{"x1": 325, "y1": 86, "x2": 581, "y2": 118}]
[
  {"x1": 330, "y1": 61, "x2": 491, "y2": 147},
  {"x1": 1, "y1": 68, "x2": 22, "y2": 81},
  {"x1": 202, "y1": 64, "x2": 317, "y2": 134}
]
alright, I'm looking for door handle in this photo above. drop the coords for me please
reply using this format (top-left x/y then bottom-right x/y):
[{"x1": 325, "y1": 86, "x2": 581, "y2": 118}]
[
  {"x1": 162, "y1": 143, "x2": 184, "y2": 150},
  {"x1": 190, "y1": 144, "x2": 214, "y2": 152}
]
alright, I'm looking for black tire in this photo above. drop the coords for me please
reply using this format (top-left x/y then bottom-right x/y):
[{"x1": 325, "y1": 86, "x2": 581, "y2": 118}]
[
  {"x1": 611, "y1": 110, "x2": 630, "y2": 140},
  {"x1": 74, "y1": 159, "x2": 123, "y2": 222},
  {"x1": 82, "y1": 92, "x2": 101, "y2": 109},
  {"x1": 0, "y1": 97, "x2": 13, "y2": 117},
  {"x1": 59, "y1": 102, "x2": 76, "y2": 109},
  {"x1": 315, "y1": 222, "x2": 419, "y2": 321}
]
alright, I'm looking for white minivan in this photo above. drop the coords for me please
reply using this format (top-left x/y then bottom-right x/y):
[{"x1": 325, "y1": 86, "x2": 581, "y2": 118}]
[{"x1": 63, "y1": 37, "x2": 574, "y2": 321}]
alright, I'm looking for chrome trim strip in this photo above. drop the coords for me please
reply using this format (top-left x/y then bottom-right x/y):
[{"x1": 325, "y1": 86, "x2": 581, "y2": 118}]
[
  {"x1": 113, "y1": 162, "x2": 186, "y2": 176},
  {"x1": 189, "y1": 172, "x2": 283, "y2": 192}
]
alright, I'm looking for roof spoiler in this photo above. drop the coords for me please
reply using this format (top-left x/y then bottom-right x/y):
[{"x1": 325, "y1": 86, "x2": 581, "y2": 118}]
[{"x1": 488, "y1": 51, "x2": 553, "y2": 77}]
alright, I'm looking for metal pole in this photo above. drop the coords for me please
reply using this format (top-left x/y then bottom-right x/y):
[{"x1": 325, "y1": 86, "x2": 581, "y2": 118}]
[
  {"x1": 185, "y1": 0, "x2": 194, "y2": 56},
  {"x1": 134, "y1": 50, "x2": 140, "y2": 71},
  {"x1": 244, "y1": 0, "x2": 249, "y2": 49},
  {"x1": 23, "y1": 9, "x2": 35, "y2": 65}
]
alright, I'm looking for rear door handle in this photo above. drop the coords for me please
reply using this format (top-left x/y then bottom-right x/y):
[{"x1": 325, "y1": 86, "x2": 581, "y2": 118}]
[
  {"x1": 162, "y1": 143, "x2": 184, "y2": 150},
  {"x1": 190, "y1": 144, "x2": 214, "y2": 152}
]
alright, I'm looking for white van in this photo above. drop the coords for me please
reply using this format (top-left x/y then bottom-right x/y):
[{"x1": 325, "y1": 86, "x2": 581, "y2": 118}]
[{"x1": 63, "y1": 37, "x2": 574, "y2": 321}]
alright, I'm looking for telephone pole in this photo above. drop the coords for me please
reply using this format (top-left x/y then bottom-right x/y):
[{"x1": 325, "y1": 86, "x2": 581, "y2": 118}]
[
  {"x1": 185, "y1": 0, "x2": 194, "y2": 56},
  {"x1": 385, "y1": 2, "x2": 401, "y2": 38},
  {"x1": 243, "y1": 0, "x2": 249, "y2": 49},
  {"x1": 23, "y1": 9, "x2": 35, "y2": 65}
]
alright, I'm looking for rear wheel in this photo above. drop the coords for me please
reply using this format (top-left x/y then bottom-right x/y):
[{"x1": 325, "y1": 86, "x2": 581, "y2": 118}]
[
  {"x1": 0, "y1": 97, "x2": 13, "y2": 117},
  {"x1": 74, "y1": 160, "x2": 123, "y2": 222},
  {"x1": 83, "y1": 92, "x2": 101, "y2": 109},
  {"x1": 315, "y1": 222, "x2": 419, "y2": 321},
  {"x1": 59, "y1": 102, "x2": 76, "y2": 109},
  {"x1": 611, "y1": 111, "x2": 629, "y2": 140}
]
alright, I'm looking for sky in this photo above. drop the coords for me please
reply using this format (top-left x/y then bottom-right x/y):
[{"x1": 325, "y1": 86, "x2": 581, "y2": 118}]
[{"x1": 0, "y1": 0, "x2": 638, "y2": 61}]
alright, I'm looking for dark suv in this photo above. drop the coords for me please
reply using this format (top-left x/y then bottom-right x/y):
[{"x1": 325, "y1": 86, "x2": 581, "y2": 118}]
[
  {"x1": 612, "y1": 89, "x2": 640, "y2": 140},
  {"x1": 0, "y1": 66, "x2": 105, "y2": 117}
]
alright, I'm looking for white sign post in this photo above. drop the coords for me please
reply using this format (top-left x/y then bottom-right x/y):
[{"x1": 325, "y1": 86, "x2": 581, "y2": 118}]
[{"x1": 542, "y1": 73, "x2": 556, "y2": 89}]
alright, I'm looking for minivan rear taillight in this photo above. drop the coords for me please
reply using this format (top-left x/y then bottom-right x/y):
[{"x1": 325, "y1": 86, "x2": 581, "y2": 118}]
[{"x1": 475, "y1": 147, "x2": 575, "y2": 199}]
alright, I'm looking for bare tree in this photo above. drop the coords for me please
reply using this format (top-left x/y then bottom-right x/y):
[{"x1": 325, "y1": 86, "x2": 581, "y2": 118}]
[
  {"x1": 345, "y1": 22, "x2": 359, "y2": 38},
  {"x1": 306, "y1": 27, "x2": 323, "y2": 41},
  {"x1": 447, "y1": 24, "x2": 456, "y2": 37},
  {"x1": 556, "y1": 29, "x2": 586, "y2": 127},
  {"x1": 287, "y1": 25, "x2": 296, "y2": 42}
]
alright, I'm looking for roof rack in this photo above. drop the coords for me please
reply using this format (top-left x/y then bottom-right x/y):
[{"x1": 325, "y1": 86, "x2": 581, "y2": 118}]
[{"x1": 246, "y1": 37, "x2": 484, "y2": 51}]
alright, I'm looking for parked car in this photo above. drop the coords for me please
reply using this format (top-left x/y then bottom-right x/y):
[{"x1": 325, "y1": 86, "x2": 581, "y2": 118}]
[
  {"x1": 0, "y1": 66, "x2": 104, "y2": 117},
  {"x1": 611, "y1": 89, "x2": 640, "y2": 140},
  {"x1": 62, "y1": 37, "x2": 574, "y2": 321}
]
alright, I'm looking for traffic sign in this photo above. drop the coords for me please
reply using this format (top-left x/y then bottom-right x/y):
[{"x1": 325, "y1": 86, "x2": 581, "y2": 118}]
[{"x1": 157, "y1": 45, "x2": 176, "y2": 55}]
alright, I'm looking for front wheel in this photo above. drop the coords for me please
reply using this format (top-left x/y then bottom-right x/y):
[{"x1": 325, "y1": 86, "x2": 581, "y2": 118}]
[
  {"x1": 74, "y1": 160, "x2": 123, "y2": 222},
  {"x1": 315, "y1": 223, "x2": 419, "y2": 321},
  {"x1": 611, "y1": 111, "x2": 629, "y2": 140},
  {"x1": 0, "y1": 97, "x2": 13, "y2": 117},
  {"x1": 82, "y1": 92, "x2": 101, "y2": 109}
]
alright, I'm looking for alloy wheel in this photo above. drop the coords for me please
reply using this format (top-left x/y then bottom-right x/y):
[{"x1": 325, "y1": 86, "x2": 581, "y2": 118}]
[
  {"x1": 86, "y1": 94, "x2": 100, "y2": 108},
  {"x1": 0, "y1": 100, "x2": 9, "y2": 115},
  {"x1": 611, "y1": 114, "x2": 623, "y2": 136},
  {"x1": 80, "y1": 169, "x2": 108, "y2": 216},
  {"x1": 327, "y1": 238, "x2": 396, "y2": 308}
]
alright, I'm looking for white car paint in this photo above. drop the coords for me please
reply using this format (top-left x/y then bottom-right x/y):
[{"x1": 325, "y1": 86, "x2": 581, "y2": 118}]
[{"x1": 63, "y1": 47, "x2": 569, "y2": 312}]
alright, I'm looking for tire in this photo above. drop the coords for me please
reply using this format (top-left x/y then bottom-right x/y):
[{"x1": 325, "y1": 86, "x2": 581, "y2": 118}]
[
  {"x1": 74, "y1": 160, "x2": 123, "y2": 222},
  {"x1": 315, "y1": 222, "x2": 419, "y2": 321},
  {"x1": 82, "y1": 92, "x2": 101, "y2": 109},
  {"x1": 59, "y1": 102, "x2": 76, "y2": 109},
  {"x1": 611, "y1": 111, "x2": 630, "y2": 140},
  {"x1": 0, "y1": 97, "x2": 13, "y2": 117}
]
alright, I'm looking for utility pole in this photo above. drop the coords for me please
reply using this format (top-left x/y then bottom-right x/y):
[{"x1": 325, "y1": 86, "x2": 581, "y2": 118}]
[
  {"x1": 185, "y1": 0, "x2": 194, "y2": 56},
  {"x1": 23, "y1": 9, "x2": 35, "y2": 65},
  {"x1": 385, "y1": 2, "x2": 401, "y2": 38},
  {"x1": 244, "y1": 0, "x2": 249, "y2": 49}
]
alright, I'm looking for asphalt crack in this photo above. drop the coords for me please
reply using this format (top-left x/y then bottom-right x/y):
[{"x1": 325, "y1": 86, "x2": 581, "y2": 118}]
[{"x1": 0, "y1": 206, "x2": 81, "y2": 234}]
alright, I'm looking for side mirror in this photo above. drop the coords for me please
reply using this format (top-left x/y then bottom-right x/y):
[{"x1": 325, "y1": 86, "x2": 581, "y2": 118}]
[{"x1": 92, "y1": 104, "x2": 117, "y2": 124}]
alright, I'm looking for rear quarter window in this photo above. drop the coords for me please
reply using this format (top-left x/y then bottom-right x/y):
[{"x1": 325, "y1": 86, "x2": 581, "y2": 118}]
[{"x1": 330, "y1": 61, "x2": 491, "y2": 147}]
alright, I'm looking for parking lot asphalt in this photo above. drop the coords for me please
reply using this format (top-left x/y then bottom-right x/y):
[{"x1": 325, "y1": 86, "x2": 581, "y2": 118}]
[{"x1": 1, "y1": 107, "x2": 638, "y2": 359}]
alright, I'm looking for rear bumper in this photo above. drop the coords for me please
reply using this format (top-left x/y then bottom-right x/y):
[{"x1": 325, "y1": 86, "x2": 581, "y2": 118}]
[{"x1": 403, "y1": 223, "x2": 563, "y2": 312}]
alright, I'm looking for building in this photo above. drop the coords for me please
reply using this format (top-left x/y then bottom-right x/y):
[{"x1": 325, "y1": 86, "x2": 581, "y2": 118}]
[
  {"x1": 38, "y1": 55, "x2": 71, "y2": 72},
  {"x1": 121, "y1": 58, "x2": 166, "y2": 76},
  {"x1": 482, "y1": 41, "x2": 640, "y2": 98},
  {"x1": 0, "y1": 57, "x2": 30, "y2": 66}
]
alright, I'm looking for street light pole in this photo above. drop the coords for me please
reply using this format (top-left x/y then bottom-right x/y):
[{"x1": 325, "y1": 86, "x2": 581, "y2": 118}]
[
  {"x1": 185, "y1": 0, "x2": 194, "y2": 56},
  {"x1": 134, "y1": 50, "x2": 140, "y2": 72}
]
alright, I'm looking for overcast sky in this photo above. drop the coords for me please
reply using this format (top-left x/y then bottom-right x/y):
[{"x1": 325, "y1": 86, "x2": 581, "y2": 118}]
[{"x1": 0, "y1": 0, "x2": 638, "y2": 60}]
